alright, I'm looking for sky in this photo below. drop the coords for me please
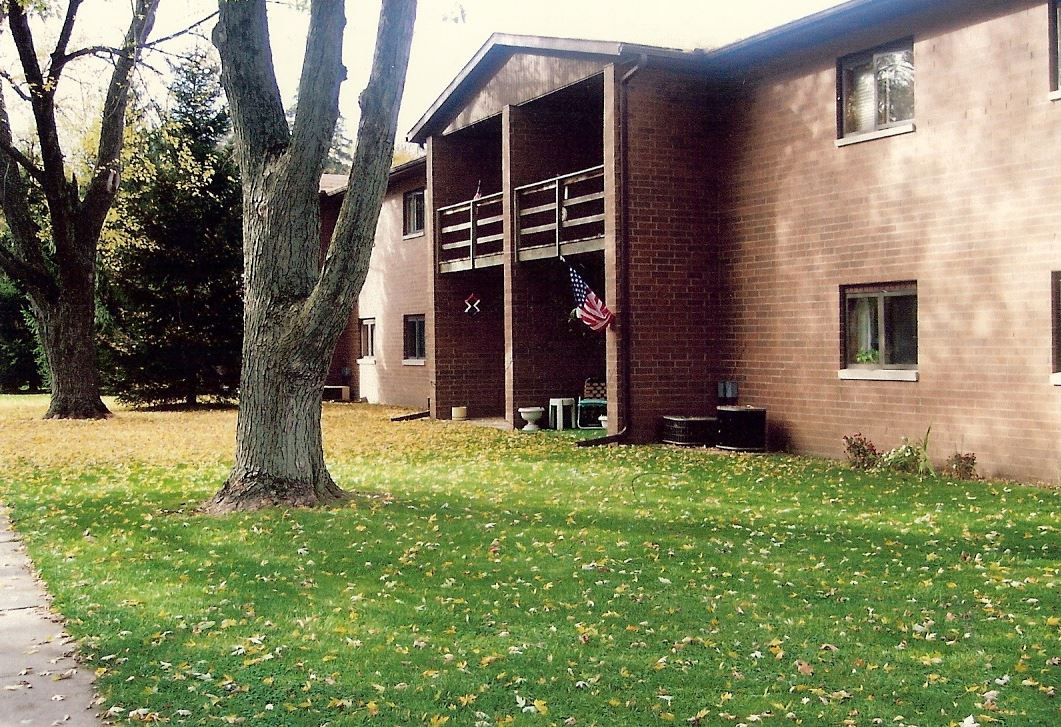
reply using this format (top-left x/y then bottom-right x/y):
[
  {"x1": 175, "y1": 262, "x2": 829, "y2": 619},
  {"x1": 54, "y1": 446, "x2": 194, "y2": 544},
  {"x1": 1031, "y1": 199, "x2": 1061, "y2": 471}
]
[{"x1": 4, "y1": 0, "x2": 850, "y2": 147}]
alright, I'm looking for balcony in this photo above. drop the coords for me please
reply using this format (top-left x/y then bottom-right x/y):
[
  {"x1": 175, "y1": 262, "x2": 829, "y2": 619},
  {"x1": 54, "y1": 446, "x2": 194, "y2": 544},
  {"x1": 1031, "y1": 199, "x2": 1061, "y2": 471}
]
[
  {"x1": 437, "y1": 192, "x2": 504, "y2": 273},
  {"x1": 436, "y1": 165, "x2": 605, "y2": 273},
  {"x1": 516, "y1": 164, "x2": 605, "y2": 261}
]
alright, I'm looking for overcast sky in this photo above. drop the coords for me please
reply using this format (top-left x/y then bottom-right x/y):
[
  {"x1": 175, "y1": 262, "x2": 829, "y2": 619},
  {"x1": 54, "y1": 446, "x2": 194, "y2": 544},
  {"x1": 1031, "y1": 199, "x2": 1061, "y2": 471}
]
[{"x1": 5, "y1": 0, "x2": 850, "y2": 146}]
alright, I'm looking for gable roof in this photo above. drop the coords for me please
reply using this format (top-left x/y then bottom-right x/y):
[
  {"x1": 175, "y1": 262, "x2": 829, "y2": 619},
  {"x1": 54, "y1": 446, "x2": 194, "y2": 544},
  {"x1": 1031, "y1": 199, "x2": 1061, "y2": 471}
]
[
  {"x1": 406, "y1": 33, "x2": 702, "y2": 144},
  {"x1": 406, "y1": 0, "x2": 940, "y2": 144}
]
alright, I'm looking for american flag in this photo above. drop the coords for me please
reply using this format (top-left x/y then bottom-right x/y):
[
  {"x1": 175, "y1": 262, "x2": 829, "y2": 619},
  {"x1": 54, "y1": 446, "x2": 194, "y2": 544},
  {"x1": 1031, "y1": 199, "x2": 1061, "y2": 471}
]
[{"x1": 566, "y1": 262, "x2": 614, "y2": 331}]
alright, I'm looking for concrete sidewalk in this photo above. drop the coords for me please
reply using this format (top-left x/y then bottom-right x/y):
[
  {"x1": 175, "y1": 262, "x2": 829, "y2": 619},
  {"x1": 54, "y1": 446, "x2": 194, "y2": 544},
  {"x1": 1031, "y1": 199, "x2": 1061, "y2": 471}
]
[{"x1": 0, "y1": 506, "x2": 102, "y2": 726}]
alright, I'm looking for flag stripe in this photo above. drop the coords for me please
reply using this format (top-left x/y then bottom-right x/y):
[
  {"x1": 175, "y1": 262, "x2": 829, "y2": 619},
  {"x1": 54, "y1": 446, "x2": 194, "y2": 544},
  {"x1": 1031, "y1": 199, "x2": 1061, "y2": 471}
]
[{"x1": 567, "y1": 263, "x2": 614, "y2": 331}]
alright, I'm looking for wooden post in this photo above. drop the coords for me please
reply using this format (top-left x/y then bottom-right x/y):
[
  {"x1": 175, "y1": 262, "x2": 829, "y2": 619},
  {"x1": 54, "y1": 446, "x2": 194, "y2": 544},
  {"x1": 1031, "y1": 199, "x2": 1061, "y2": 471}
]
[
  {"x1": 434, "y1": 207, "x2": 441, "y2": 270},
  {"x1": 469, "y1": 199, "x2": 477, "y2": 269},
  {"x1": 554, "y1": 179, "x2": 562, "y2": 258}
]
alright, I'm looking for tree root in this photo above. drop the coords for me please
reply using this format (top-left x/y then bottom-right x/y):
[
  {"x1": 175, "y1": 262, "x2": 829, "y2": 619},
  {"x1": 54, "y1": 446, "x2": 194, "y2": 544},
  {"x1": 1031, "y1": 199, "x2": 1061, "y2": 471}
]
[
  {"x1": 43, "y1": 397, "x2": 111, "y2": 420},
  {"x1": 204, "y1": 471, "x2": 351, "y2": 514}
]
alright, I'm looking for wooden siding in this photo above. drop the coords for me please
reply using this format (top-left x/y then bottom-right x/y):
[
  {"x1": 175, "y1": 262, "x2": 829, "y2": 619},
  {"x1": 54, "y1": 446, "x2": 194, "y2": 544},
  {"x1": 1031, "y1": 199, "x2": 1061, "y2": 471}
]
[{"x1": 443, "y1": 52, "x2": 609, "y2": 135}]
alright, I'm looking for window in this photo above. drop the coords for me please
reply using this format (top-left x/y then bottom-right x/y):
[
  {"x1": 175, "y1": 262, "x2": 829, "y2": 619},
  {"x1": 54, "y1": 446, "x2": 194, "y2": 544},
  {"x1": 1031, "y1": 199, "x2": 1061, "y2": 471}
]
[
  {"x1": 359, "y1": 318, "x2": 375, "y2": 360},
  {"x1": 403, "y1": 188, "x2": 425, "y2": 236},
  {"x1": 1052, "y1": 2, "x2": 1061, "y2": 94},
  {"x1": 838, "y1": 39, "x2": 914, "y2": 138},
  {"x1": 403, "y1": 314, "x2": 426, "y2": 361},
  {"x1": 1053, "y1": 272, "x2": 1060, "y2": 382},
  {"x1": 841, "y1": 283, "x2": 917, "y2": 375}
]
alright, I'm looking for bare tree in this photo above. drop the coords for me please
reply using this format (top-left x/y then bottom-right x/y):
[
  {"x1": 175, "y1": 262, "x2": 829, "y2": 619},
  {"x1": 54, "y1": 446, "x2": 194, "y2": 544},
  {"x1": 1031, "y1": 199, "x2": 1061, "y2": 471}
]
[
  {"x1": 206, "y1": 0, "x2": 417, "y2": 512},
  {"x1": 0, "y1": 0, "x2": 160, "y2": 418}
]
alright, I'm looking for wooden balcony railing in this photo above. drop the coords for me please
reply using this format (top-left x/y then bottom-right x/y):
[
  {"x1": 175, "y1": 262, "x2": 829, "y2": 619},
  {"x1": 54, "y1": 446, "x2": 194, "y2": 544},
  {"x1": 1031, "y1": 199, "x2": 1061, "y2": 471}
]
[
  {"x1": 515, "y1": 164, "x2": 604, "y2": 261},
  {"x1": 436, "y1": 192, "x2": 503, "y2": 272},
  {"x1": 435, "y1": 165, "x2": 606, "y2": 273}
]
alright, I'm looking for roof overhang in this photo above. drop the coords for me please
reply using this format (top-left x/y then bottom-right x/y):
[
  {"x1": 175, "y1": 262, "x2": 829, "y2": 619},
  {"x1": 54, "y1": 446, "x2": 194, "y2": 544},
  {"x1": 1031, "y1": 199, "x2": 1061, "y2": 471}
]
[
  {"x1": 406, "y1": 33, "x2": 705, "y2": 145},
  {"x1": 406, "y1": 0, "x2": 949, "y2": 143},
  {"x1": 704, "y1": 0, "x2": 941, "y2": 73},
  {"x1": 317, "y1": 155, "x2": 426, "y2": 198}
]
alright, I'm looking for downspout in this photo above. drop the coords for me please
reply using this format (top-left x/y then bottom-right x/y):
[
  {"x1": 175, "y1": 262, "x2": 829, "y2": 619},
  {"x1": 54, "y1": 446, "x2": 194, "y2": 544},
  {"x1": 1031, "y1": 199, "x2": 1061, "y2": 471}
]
[{"x1": 579, "y1": 53, "x2": 646, "y2": 447}]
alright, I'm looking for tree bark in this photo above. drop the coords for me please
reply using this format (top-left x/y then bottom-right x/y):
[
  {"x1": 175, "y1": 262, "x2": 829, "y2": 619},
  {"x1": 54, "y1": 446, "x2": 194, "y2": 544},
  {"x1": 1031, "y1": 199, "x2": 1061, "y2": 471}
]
[
  {"x1": 206, "y1": 333, "x2": 344, "y2": 511},
  {"x1": 0, "y1": 0, "x2": 159, "y2": 419},
  {"x1": 206, "y1": 167, "x2": 346, "y2": 511},
  {"x1": 31, "y1": 285, "x2": 108, "y2": 420},
  {"x1": 207, "y1": 0, "x2": 416, "y2": 512}
]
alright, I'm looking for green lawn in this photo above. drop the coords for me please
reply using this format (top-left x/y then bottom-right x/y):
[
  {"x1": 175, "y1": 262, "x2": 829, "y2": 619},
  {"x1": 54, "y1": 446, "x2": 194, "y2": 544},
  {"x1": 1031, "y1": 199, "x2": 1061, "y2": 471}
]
[{"x1": 0, "y1": 396, "x2": 1057, "y2": 726}]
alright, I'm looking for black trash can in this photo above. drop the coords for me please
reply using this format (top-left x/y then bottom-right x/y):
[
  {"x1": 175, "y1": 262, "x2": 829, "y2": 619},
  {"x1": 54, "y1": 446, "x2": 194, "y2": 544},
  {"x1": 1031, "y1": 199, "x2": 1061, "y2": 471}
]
[{"x1": 716, "y1": 405, "x2": 767, "y2": 452}]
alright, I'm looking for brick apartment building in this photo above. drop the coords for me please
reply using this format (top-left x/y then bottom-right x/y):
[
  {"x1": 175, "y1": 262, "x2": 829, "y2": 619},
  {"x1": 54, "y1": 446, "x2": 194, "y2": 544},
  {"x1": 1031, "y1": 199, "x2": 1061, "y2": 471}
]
[
  {"x1": 323, "y1": 157, "x2": 431, "y2": 410},
  {"x1": 331, "y1": 0, "x2": 1061, "y2": 483}
]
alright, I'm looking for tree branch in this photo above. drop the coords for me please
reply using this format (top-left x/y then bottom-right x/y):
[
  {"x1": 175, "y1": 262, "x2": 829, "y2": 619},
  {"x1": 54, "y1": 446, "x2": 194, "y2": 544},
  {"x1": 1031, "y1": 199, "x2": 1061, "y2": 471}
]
[
  {"x1": 0, "y1": 81, "x2": 55, "y2": 300},
  {"x1": 0, "y1": 69, "x2": 32, "y2": 103},
  {"x1": 302, "y1": 0, "x2": 416, "y2": 336},
  {"x1": 144, "y1": 11, "x2": 218, "y2": 49},
  {"x1": 0, "y1": 238, "x2": 55, "y2": 299},
  {"x1": 47, "y1": 0, "x2": 83, "y2": 83},
  {"x1": 5, "y1": 0, "x2": 68, "y2": 211},
  {"x1": 213, "y1": 0, "x2": 290, "y2": 165},
  {"x1": 0, "y1": 135, "x2": 45, "y2": 184},
  {"x1": 290, "y1": 0, "x2": 345, "y2": 176},
  {"x1": 54, "y1": 45, "x2": 121, "y2": 66},
  {"x1": 79, "y1": 0, "x2": 160, "y2": 241}
]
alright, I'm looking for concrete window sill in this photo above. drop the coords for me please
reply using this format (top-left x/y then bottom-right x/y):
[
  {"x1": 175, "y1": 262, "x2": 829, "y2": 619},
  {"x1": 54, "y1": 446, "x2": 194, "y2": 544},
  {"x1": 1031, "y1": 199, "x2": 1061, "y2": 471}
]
[
  {"x1": 357, "y1": 357, "x2": 375, "y2": 365},
  {"x1": 403, "y1": 231, "x2": 425, "y2": 240},
  {"x1": 1051, "y1": 372, "x2": 1061, "y2": 386},
  {"x1": 402, "y1": 358, "x2": 426, "y2": 366},
  {"x1": 838, "y1": 368, "x2": 919, "y2": 382},
  {"x1": 1049, "y1": 90, "x2": 1061, "y2": 102},
  {"x1": 835, "y1": 122, "x2": 916, "y2": 147}
]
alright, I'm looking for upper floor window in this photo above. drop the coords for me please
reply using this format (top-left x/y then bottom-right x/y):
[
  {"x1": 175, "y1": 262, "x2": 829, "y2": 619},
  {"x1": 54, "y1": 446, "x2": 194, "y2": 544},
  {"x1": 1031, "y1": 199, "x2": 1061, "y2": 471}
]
[
  {"x1": 839, "y1": 40, "x2": 914, "y2": 138},
  {"x1": 403, "y1": 314, "x2": 426, "y2": 361},
  {"x1": 359, "y1": 318, "x2": 375, "y2": 360},
  {"x1": 1053, "y1": 272, "x2": 1060, "y2": 382},
  {"x1": 403, "y1": 189, "x2": 425, "y2": 237},
  {"x1": 1052, "y1": 2, "x2": 1061, "y2": 93},
  {"x1": 842, "y1": 282, "x2": 918, "y2": 372}
]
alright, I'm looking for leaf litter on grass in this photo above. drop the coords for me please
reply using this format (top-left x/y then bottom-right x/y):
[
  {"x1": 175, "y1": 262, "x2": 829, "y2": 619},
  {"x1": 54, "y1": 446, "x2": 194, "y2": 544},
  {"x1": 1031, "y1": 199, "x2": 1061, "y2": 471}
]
[{"x1": 0, "y1": 396, "x2": 1057, "y2": 725}]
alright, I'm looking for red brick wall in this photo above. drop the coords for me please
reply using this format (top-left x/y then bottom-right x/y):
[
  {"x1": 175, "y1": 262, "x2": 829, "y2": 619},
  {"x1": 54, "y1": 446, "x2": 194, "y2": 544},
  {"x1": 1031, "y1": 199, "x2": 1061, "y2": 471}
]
[
  {"x1": 503, "y1": 104, "x2": 606, "y2": 425},
  {"x1": 355, "y1": 171, "x2": 431, "y2": 409},
  {"x1": 428, "y1": 132, "x2": 506, "y2": 418},
  {"x1": 715, "y1": 0, "x2": 1061, "y2": 481},
  {"x1": 321, "y1": 193, "x2": 358, "y2": 397},
  {"x1": 618, "y1": 67, "x2": 720, "y2": 441},
  {"x1": 432, "y1": 117, "x2": 503, "y2": 205}
]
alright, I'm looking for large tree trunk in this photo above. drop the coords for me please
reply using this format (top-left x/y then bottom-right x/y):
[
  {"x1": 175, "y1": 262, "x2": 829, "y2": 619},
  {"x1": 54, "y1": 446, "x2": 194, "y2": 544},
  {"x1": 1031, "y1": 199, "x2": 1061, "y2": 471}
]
[
  {"x1": 206, "y1": 338, "x2": 344, "y2": 511},
  {"x1": 30, "y1": 266, "x2": 109, "y2": 420},
  {"x1": 205, "y1": 179, "x2": 345, "y2": 512},
  {"x1": 206, "y1": 0, "x2": 416, "y2": 512}
]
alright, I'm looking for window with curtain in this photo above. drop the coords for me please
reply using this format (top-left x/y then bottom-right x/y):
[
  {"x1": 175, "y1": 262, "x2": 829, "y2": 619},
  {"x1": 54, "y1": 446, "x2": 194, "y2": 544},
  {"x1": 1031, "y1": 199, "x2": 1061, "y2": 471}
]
[
  {"x1": 403, "y1": 189, "x2": 425, "y2": 236},
  {"x1": 840, "y1": 40, "x2": 914, "y2": 137},
  {"x1": 359, "y1": 318, "x2": 375, "y2": 360},
  {"x1": 842, "y1": 283, "x2": 917, "y2": 369}
]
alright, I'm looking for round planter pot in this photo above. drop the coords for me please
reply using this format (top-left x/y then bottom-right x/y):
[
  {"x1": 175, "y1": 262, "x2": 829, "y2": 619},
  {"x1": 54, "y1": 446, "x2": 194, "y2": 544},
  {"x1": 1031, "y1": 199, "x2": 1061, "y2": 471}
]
[{"x1": 517, "y1": 406, "x2": 545, "y2": 432}]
